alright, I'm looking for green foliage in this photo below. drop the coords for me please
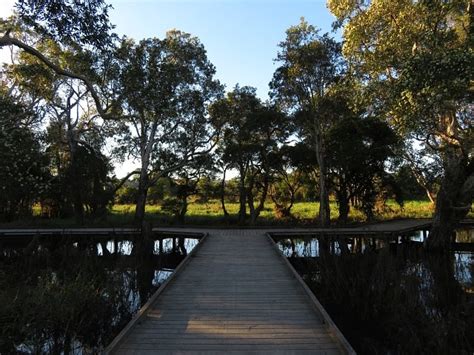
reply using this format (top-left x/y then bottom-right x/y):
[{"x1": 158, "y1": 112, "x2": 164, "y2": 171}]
[
  {"x1": 115, "y1": 181, "x2": 138, "y2": 205},
  {"x1": 327, "y1": 113, "x2": 401, "y2": 220},
  {"x1": 15, "y1": 0, "x2": 115, "y2": 50},
  {"x1": 299, "y1": 249, "x2": 474, "y2": 354},
  {"x1": 0, "y1": 90, "x2": 50, "y2": 221},
  {"x1": 270, "y1": 18, "x2": 342, "y2": 112},
  {"x1": 211, "y1": 85, "x2": 289, "y2": 222},
  {"x1": 160, "y1": 197, "x2": 182, "y2": 218},
  {"x1": 42, "y1": 121, "x2": 115, "y2": 219},
  {"x1": 111, "y1": 30, "x2": 222, "y2": 223},
  {"x1": 328, "y1": 0, "x2": 473, "y2": 247},
  {"x1": 0, "y1": 239, "x2": 150, "y2": 353}
]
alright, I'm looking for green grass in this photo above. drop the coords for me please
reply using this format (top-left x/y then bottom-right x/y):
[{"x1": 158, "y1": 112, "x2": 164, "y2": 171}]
[
  {"x1": 102, "y1": 199, "x2": 474, "y2": 225},
  {"x1": 4, "y1": 199, "x2": 472, "y2": 228}
]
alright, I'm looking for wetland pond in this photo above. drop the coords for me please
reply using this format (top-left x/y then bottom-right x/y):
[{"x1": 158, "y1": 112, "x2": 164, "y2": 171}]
[
  {"x1": 0, "y1": 233, "x2": 201, "y2": 354},
  {"x1": 272, "y1": 228, "x2": 474, "y2": 355}
]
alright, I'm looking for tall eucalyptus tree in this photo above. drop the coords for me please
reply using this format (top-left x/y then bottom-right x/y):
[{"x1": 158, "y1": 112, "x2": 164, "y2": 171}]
[
  {"x1": 113, "y1": 32, "x2": 222, "y2": 224},
  {"x1": 270, "y1": 19, "x2": 343, "y2": 226}
]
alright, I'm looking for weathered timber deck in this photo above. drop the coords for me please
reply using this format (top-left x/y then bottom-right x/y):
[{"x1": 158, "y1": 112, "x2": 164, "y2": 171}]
[
  {"x1": 0, "y1": 227, "x2": 203, "y2": 238},
  {"x1": 2, "y1": 220, "x2": 472, "y2": 353},
  {"x1": 1, "y1": 218, "x2": 472, "y2": 238},
  {"x1": 105, "y1": 229, "x2": 355, "y2": 354},
  {"x1": 270, "y1": 219, "x2": 433, "y2": 239}
]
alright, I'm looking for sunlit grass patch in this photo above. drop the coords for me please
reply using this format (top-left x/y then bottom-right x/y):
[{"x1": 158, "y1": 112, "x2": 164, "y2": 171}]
[{"x1": 6, "y1": 199, "x2": 472, "y2": 228}]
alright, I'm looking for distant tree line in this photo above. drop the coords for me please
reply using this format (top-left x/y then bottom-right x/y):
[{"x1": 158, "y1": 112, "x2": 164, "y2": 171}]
[{"x1": 0, "y1": 0, "x2": 471, "y2": 251}]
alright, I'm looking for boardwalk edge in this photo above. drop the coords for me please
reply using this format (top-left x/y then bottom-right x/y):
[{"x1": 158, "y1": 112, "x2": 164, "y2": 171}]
[
  {"x1": 103, "y1": 231, "x2": 209, "y2": 354},
  {"x1": 266, "y1": 232, "x2": 357, "y2": 355}
]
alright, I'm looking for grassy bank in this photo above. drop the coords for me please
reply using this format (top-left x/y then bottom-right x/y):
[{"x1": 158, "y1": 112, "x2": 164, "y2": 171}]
[
  {"x1": 1, "y1": 199, "x2": 471, "y2": 228},
  {"x1": 0, "y1": 199, "x2": 452, "y2": 228},
  {"x1": 111, "y1": 199, "x2": 439, "y2": 223}
]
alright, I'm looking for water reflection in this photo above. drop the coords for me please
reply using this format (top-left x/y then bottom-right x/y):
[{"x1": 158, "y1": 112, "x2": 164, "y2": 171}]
[
  {"x1": 0, "y1": 234, "x2": 200, "y2": 354},
  {"x1": 273, "y1": 229, "x2": 474, "y2": 354},
  {"x1": 93, "y1": 238, "x2": 198, "y2": 256}
]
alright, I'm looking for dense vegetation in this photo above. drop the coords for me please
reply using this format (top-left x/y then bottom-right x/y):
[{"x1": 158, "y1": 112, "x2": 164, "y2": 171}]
[{"x1": 0, "y1": 0, "x2": 472, "y2": 251}]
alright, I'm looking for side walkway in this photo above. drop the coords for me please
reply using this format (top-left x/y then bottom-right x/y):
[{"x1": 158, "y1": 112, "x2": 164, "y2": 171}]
[{"x1": 107, "y1": 229, "x2": 353, "y2": 354}]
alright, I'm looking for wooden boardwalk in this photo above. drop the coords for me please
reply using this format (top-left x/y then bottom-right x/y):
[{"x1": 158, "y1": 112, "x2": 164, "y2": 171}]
[
  {"x1": 106, "y1": 229, "x2": 354, "y2": 354},
  {"x1": 270, "y1": 219, "x2": 433, "y2": 239},
  {"x1": 2, "y1": 218, "x2": 472, "y2": 238}
]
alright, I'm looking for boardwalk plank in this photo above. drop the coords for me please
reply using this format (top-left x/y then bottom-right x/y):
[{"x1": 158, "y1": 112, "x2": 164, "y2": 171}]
[{"x1": 106, "y1": 230, "x2": 354, "y2": 354}]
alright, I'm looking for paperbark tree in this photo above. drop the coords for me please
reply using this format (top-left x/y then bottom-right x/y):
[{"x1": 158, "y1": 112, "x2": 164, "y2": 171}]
[
  {"x1": 270, "y1": 18, "x2": 343, "y2": 227},
  {"x1": 329, "y1": 0, "x2": 474, "y2": 250},
  {"x1": 112, "y1": 32, "x2": 222, "y2": 225}
]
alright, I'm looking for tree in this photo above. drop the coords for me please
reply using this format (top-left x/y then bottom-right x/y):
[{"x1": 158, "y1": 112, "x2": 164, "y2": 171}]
[
  {"x1": 44, "y1": 122, "x2": 115, "y2": 219},
  {"x1": 112, "y1": 32, "x2": 222, "y2": 225},
  {"x1": 211, "y1": 86, "x2": 262, "y2": 223},
  {"x1": 270, "y1": 143, "x2": 312, "y2": 220},
  {"x1": 245, "y1": 105, "x2": 288, "y2": 224},
  {"x1": 211, "y1": 86, "x2": 288, "y2": 224},
  {"x1": 0, "y1": 87, "x2": 49, "y2": 220},
  {"x1": 399, "y1": 143, "x2": 441, "y2": 203},
  {"x1": 314, "y1": 78, "x2": 402, "y2": 223},
  {"x1": 327, "y1": 115, "x2": 400, "y2": 222},
  {"x1": 270, "y1": 18, "x2": 343, "y2": 226},
  {"x1": 4, "y1": 36, "x2": 115, "y2": 222},
  {"x1": 328, "y1": 0, "x2": 474, "y2": 250},
  {"x1": 0, "y1": 0, "x2": 117, "y2": 120},
  {"x1": 164, "y1": 154, "x2": 216, "y2": 223}
]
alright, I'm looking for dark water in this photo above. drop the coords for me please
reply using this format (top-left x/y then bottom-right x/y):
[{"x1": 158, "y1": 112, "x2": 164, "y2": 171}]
[
  {"x1": 273, "y1": 229, "x2": 474, "y2": 355},
  {"x1": 0, "y1": 234, "x2": 200, "y2": 354}
]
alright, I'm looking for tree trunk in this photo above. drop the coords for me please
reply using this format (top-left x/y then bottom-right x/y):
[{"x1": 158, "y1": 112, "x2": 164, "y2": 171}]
[
  {"x1": 68, "y1": 137, "x2": 84, "y2": 224},
  {"x1": 70, "y1": 158, "x2": 84, "y2": 224},
  {"x1": 337, "y1": 189, "x2": 350, "y2": 225},
  {"x1": 316, "y1": 151, "x2": 331, "y2": 226},
  {"x1": 220, "y1": 166, "x2": 229, "y2": 217},
  {"x1": 178, "y1": 195, "x2": 188, "y2": 223},
  {"x1": 318, "y1": 171, "x2": 330, "y2": 226},
  {"x1": 250, "y1": 175, "x2": 269, "y2": 224},
  {"x1": 134, "y1": 124, "x2": 156, "y2": 226},
  {"x1": 134, "y1": 170, "x2": 149, "y2": 225},
  {"x1": 313, "y1": 120, "x2": 330, "y2": 227},
  {"x1": 238, "y1": 168, "x2": 247, "y2": 223},
  {"x1": 426, "y1": 146, "x2": 473, "y2": 251},
  {"x1": 247, "y1": 187, "x2": 255, "y2": 222}
]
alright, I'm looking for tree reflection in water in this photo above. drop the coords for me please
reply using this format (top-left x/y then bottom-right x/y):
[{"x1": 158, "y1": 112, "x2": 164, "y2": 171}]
[
  {"x1": 275, "y1": 230, "x2": 474, "y2": 354},
  {"x1": 0, "y1": 234, "x2": 198, "y2": 354}
]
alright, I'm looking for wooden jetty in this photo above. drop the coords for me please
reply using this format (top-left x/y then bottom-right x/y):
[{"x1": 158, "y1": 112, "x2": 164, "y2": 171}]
[
  {"x1": 1, "y1": 218, "x2": 471, "y2": 239},
  {"x1": 2, "y1": 219, "x2": 471, "y2": 353},
  {"x1": 105, "y1": 229, "x2": 355, "y2": 354},
  {"x1": 269, "y1": 219, "x2": 433, "y2": 240},
  {"x1": 0, "y1": 227, "x2": 203, "y2": 238}
]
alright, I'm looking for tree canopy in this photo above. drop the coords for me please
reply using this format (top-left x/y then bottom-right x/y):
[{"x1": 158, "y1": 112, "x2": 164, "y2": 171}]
[
  {"x1": 328, "y1": 0, "x2": 473, "y2": 249},
  {"x1": 0, "y1": 0, "x2": 469, "y2": 243}
]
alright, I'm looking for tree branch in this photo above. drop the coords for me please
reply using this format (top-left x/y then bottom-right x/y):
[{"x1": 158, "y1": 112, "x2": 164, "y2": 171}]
[
  {"x1": 0, "y1": 32, "x2": 112, "y2": 119},
  {"x1": 113, "y1": 170, "x2": 141, "y2": 194}
]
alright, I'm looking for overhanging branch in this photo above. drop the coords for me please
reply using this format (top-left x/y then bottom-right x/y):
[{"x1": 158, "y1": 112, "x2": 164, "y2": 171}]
[{"x1": 0, "y1": 31, "x2": 111, "y2": 119}]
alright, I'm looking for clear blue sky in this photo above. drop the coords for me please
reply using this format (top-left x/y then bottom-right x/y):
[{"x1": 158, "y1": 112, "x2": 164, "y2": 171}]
[
  {"x1": 108, "y1": 0, "x2": 340, "y2": 100},
  {"x1": 1, "y1": 0, "x2": 340, "y2": 100},
  {"x1": 0, "y1": 0, "x2": 340, "y2": 177}
]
